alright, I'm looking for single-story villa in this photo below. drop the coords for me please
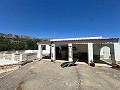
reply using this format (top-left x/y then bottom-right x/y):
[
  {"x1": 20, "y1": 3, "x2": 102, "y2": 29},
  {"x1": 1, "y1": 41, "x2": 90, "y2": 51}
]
[{"x1": 37, "y1": 36, "x2": 120, "y2": 65}]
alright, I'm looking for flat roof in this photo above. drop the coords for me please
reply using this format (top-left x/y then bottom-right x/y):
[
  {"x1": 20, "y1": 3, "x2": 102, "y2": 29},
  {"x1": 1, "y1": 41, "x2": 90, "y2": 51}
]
[
  {"x1": 50, "y1": 36, "x2": 119, "y2": 42},
  {"x1": 37, "y1": 36, "x2": 119, "y2": 44}
]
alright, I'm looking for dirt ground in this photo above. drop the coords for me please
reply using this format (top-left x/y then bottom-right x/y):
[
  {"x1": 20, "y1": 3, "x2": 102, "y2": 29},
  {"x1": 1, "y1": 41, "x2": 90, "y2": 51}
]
[{"x1": 0, "y1": 60, "x2": 120, "y2": 90}]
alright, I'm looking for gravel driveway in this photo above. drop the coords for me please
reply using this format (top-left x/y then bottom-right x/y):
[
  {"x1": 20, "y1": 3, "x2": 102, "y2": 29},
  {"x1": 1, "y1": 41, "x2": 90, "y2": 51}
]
[{"x1": 0, "y1": 60, "x2": 120, "y2": 90}]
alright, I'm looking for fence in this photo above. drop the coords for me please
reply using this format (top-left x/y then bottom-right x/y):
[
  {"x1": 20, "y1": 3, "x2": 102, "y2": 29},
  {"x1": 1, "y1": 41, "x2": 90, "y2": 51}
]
[{"x1": 0, "y1": 52, "x2": 37, "y2": 62}]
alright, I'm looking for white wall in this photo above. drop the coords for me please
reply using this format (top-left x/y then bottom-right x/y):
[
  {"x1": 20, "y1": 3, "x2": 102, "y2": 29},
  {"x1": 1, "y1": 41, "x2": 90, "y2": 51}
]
[{"x1": 25, "y1": 50, "x2": 38, "y2": 54}]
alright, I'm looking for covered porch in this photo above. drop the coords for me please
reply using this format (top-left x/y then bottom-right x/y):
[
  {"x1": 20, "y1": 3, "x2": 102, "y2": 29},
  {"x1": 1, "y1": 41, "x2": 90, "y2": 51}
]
[{"x1": 37, "y1": 37, "x2": 120, "y2": 66}]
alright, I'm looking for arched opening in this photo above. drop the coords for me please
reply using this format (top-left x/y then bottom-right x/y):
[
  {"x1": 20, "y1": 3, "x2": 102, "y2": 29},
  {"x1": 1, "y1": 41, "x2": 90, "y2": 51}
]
[
  {"x1": 100, "y1": 46, "x2": 111, "y2": 64},
  {"x1": 100, "y1": 46, "x2": 110, "y2": 60}
]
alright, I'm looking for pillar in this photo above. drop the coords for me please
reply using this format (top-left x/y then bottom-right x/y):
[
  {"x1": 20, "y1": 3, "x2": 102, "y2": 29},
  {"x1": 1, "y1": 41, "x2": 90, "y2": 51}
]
[
  {"x1": 51, "y1": 44, "x2": 56, "y2": 61},
  {"x1": 37, "y1": 44, "x2": 42, "y2": 60},
  {"x1": 100, "y1": 48, "x2": 104, "y2": 60},
  {"x1": 110, "y1": 45, "x2": 116, "y2": 65},
  {"x1": 110, "y1": 43, "x2": 120, "y2": 65},
  {"x1": 88, "y1": 43, "x2": 94, "y2": 64},
  {"x1": 114, "y1": 43, "x2": 120, "y2": 60},
  {"x1": 68, "y1": 43, "x2": 73, "y2": 61}
]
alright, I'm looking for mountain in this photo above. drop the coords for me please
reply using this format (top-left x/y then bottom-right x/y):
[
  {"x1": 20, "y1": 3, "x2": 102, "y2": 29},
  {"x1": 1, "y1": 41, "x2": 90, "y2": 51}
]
[
  {"x1": 0, "y1": 33, "x2": 34, "y2": 39},
  {"x1": 0, "y1": 33, "x2": 49, "y2": 51}
]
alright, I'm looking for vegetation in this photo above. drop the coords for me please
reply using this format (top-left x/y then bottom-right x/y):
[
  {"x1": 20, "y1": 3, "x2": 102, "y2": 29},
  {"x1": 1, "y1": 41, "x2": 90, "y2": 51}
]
[{"x1": 0, "y1": 33, "x2": 49, "y2": 51}]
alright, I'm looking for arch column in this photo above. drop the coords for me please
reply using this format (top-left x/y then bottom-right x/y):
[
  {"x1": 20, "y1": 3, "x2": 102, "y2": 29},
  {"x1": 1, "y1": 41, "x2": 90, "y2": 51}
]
[
  {"x1": 88, "y1": 43, "x2": 94, "y2": 64},
  {"x1": 100, "y1": 48, "x2": 104, "y2": 60},
  {"x1": 68, "y1": 43, "x2": 73, "y2": 61},
  {"x1": 37, "y1": 44, "x2": 42, "y2": 60},
  {"x1": 110, "y1": 46, "x2": 116, "y2": 65},
  {"x1": 51, "y1": 44, "x2": 56, "y2": 61},
  {"x1": 111, "y1": 43, "x2": 120, "y2": 65}
]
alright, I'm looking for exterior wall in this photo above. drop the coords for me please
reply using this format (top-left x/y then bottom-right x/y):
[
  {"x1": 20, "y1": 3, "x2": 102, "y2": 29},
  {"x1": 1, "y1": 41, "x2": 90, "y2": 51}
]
[
  {"x1": 93, "y1": 44, "x2": 100, "y2": 55},
  {"x1": 73, "y1": 44, "x2": 88, "y2": 54}
]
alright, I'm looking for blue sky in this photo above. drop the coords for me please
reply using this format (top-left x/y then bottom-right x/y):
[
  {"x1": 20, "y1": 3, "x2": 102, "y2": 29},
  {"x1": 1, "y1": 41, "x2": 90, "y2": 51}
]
[{"x1": 0, "y1": 0, "x2": 120, "y2": 38}]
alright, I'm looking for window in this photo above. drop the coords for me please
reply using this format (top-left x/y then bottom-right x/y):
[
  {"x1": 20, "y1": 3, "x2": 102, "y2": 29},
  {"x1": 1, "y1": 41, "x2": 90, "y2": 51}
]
[{"x1": 42, "y1": 45, "x2": 46, "y2": 50}]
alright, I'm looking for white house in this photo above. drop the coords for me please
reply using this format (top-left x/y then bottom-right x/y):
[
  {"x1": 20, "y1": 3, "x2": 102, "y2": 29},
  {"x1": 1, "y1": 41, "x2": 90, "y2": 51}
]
[{"x1": 37, "y1": 36, "x2": 120, "y2": 65}]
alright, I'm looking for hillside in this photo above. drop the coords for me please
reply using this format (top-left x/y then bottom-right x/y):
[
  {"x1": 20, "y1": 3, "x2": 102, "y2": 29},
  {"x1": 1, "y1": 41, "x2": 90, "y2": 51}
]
[{"x1": 0, "y1": 33, "x2": 49, "y2": 51}]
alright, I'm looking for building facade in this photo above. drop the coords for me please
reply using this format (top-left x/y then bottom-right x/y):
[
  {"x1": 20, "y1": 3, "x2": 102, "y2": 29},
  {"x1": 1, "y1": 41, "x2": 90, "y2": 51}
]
[{"x1": 37, "y1": 37, "x2": 120, "y2": 65}]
